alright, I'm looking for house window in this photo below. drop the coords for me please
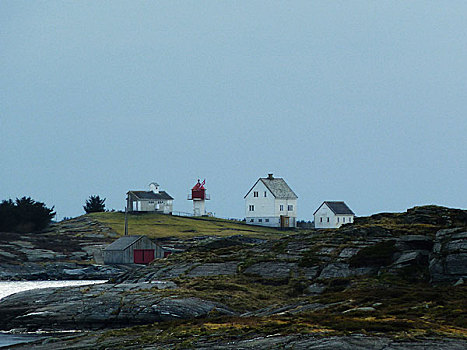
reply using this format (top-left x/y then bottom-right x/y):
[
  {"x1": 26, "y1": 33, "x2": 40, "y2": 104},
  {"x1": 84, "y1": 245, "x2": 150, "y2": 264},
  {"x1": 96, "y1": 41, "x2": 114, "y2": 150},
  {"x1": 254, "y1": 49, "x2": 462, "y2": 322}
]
[
  {"x1": 279, "y1": 205, "x2": 284, "y2": 211},
  {"x1": 253, "y1": 191, "x2": 258, "y2": 197},
  {"x1": 265, "y1": 219, "x2": 269, "y2": 222},
  {"x1": 327, "y1": 217, "x2": 330, "y2": 222},
  {"x1": 249, "y1": 205, "x2": 255, "y2": 211},
  {"x1": 349, "y1": 217, "x2": 352, "y2": 222},
  {"x1": 258, "y1": 219, "x2": 262, "y2": 222},
  {"x1": 264, "y1": 191, "x2": 267, "y2": 197},
  {"x1": 250, "y1": 219, "x2": 254, "y2": 222},
  {"x1": 337, "y1": 217, "x2": 339, "y2": 223},
  {"x1": 288, "y1": 205, "x2": 293, "y2": 211},
  {"x1": 149, "y1": 201, "x2": 154, "y2": 204},
  {"x1": 320, "y1": 217, "x2": 323, "y2": 223},
  {"x1": 343, "y1": 217, "x2": 345, "y2": 223}
]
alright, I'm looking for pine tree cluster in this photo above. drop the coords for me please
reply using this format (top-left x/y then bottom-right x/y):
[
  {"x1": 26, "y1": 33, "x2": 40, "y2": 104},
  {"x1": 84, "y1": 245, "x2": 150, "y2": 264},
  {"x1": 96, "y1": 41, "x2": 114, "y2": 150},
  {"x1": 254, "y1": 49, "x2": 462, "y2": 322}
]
[{"x1": 0, "y1": 197, "x2": 55, "y2": 233}]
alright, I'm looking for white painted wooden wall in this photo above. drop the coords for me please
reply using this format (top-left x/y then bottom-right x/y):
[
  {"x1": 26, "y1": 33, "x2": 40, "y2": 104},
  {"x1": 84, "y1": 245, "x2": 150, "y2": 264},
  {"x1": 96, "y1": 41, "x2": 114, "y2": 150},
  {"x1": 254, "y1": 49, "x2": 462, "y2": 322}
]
[{"x1": 245, "y1": 181, "x2": 297, "y2": 227}]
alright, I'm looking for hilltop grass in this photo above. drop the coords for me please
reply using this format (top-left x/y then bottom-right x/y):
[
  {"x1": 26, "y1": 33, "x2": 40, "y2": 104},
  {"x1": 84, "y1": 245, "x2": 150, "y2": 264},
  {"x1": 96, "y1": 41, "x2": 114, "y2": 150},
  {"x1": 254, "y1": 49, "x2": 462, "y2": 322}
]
[{"x1": 88, "y1": 211, "x2": 284, "y2": 239}]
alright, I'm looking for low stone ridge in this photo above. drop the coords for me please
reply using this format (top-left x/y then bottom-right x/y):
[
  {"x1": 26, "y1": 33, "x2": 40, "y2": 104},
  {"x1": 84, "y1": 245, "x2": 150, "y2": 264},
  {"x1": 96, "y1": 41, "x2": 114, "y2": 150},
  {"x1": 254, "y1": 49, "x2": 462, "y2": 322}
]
[
  {"x1": 354, "y1": 205, "x2": 467, "y2": 228},
  {"x1": 192, "y1": 335, "x2": 467, "y2": 350},
  {"x1": 0, "y1": 261, "x2": 128, "y2": 281},
  {"x1": 0, "y1": 282, "x2": 232, "y2": 331},
  {"x1": 11, "y1": 333, "x2": 467, "y2": 349}
]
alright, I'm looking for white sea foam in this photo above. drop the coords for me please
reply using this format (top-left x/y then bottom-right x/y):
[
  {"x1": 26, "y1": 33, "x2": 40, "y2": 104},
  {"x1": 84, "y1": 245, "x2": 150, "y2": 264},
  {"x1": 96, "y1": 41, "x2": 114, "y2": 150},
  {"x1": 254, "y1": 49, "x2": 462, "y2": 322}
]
[{"x1": 0, "y1": 280, "x2": 106, "y2": 301}]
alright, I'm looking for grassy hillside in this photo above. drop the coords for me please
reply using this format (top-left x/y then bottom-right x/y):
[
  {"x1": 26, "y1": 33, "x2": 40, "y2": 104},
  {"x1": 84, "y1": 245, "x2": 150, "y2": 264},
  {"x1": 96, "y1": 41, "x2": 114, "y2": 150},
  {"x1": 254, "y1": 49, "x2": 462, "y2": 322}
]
[{"x1": 88, "y1": 212, "x2": 286, "y2": 239}]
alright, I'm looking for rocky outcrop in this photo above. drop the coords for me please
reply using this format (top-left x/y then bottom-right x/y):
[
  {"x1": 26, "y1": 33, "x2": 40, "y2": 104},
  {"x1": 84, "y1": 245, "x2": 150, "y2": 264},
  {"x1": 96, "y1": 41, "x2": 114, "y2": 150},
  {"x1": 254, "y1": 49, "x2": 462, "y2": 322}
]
[
  {"x1": 11, "y1": 333, "x2": 467, "y2": 349},
  {"x1": 0, "y1": 262, "x2": 129, "y2": 281},
  {"x1": 243, "y1": 261, "x2": 298, "y2": 279},
  {"x1": 0, "y1": 205, "x2": 465, "y2": 343},
  {"x1": 355, "y1": 205, "x2": 467, "y2": 228},
  {"x1": 0, "y1": 282, "x2": 232, "y2": 331},
  {"x1": 193, "y1": 335, "x2": 467, "y2": 350},
  {"x1": 430, "y1": 228, "x2": 467, "y2": 282}
]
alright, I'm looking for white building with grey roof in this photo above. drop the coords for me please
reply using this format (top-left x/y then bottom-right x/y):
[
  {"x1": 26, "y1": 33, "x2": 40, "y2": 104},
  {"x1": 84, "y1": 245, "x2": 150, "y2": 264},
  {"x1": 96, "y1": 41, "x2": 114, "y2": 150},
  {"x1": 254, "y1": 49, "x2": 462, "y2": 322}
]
[
  {"x1": 314, "y1": 201, "x2": 355, "y2": 228},
  {"x1": 127, "y1": 182, "x2": 173, "y2": 214},
  {"x1": 244, "y1": 173, "x2": 298, "y2": 228}
]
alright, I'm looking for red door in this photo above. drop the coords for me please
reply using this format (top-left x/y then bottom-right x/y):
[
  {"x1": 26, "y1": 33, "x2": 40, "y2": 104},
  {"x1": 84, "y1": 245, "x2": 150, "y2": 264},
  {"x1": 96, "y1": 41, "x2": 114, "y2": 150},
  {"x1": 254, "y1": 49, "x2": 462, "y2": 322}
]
[
  {"x1": 134, "y1": 249, "x2": 155, "y2": 264},
  {"x1": 134, "y1": 249, "x2": 143, "y2": 263},
  {"x1": 144, "y1": 249, "x2": 154, "y2": 263}
]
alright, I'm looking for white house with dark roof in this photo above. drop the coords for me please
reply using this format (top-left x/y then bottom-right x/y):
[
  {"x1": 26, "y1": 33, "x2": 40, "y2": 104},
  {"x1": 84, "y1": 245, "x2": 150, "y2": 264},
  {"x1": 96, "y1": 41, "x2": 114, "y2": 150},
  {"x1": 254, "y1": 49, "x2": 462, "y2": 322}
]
[
  {"x1": 244, "y1": 173, "x2": 298, "y2": 228},
  {"x1": 314, "y1": 201, "x2": 355, "y2": 228},
  {"x1": 127, "y1": 182, "x2": 173, "y2": 214}
]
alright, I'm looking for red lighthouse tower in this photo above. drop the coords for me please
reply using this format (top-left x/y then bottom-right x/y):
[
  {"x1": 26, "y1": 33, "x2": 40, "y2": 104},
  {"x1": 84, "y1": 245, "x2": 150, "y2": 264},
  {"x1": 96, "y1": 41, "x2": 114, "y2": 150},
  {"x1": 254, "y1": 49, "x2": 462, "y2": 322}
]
[{"x1": 188, "y1": 179, "x2": 210, "y2": 216}]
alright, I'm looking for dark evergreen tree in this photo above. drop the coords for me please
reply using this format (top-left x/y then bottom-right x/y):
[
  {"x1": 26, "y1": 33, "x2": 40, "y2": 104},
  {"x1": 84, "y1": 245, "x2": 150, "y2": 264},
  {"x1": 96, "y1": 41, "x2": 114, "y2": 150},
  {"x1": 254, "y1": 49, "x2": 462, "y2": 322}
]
[
  {"x1": 83, "y1": 195, "x2": 106, "y2": 213},
  {"x1": 0, "y1": 197, "x2": 55, "y2": 233},
  {"x1": 0, "y1": 199, "x2": 17, "y2": 232}
]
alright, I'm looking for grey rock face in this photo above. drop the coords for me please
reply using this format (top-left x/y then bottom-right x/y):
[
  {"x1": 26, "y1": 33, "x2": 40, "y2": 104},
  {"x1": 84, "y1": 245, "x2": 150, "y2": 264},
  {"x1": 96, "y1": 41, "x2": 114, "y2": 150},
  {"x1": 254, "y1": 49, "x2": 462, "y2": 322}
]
[
  {"x1": 319, "y1": 263, "x2": 352, "y2": 279},
  {"x1": 445, "y1": 253, "x2": 467, "y2": 275},
  {"x1": 396, "y1": 235, "x2": 433, "y2": 251},
  {"x1": 242, "y1": 302, "x2": 327, "y2": 317},
  {"x1": 338, "y1": 247, "x2": 361, "y2": 258},
  {"x1": 194, "y1": 334, "x2": 467, "y2": 350},
  {"x1": 318, "y1": 263, "x2": 373, "y2": 279},
  {"x1": 302, "y1": 266, "x2": 320, "y2": 280},
  {"x1": 142, "y1": 263, "x2": 193, "y2": 281},
  {"x1": 0, "y1": 282, "x2": 232, "y2": 331},
  {"x1": 430, "y1": 229, "x2": 467, "y2": 282},
  {"x1": 305, "y1": 283, "x2": 327, "y2": 295},
  {"x1": 9, "y1": 333, "x2": 467, "y2": 350},
  {"x1": 392, "y1": 251, "x2": 428, "y2": 267},
  {"x1": 0, "y1": 262, "x2": 127, "y2": 281},
  {"x1": 186, "y1": 262, "x2": 239, "y2": 277},
  {"x1": 243, "y1": 261, "x2": 298, "y2": 279}
]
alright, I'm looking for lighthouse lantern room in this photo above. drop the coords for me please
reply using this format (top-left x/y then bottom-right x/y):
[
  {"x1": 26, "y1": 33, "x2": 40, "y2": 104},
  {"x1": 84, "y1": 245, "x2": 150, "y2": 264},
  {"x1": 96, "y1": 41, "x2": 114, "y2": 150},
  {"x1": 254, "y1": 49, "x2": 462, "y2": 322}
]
[{"x1": 188, "y1": 179, "x2": 210, "y2": 216}]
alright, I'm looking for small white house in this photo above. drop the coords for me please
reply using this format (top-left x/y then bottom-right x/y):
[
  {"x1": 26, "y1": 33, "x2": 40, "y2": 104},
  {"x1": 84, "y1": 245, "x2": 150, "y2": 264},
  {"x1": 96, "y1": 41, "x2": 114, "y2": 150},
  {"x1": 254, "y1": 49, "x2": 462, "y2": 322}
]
[
  {"x1": 314, "y1": 201, "x2": 355, "y2": 228},
  {"x1": 244, "y1": 173, "x2": 298, "y2": 228},
  {"x1": 127, "y1": 182, "x2": 174, "y2": 214}
]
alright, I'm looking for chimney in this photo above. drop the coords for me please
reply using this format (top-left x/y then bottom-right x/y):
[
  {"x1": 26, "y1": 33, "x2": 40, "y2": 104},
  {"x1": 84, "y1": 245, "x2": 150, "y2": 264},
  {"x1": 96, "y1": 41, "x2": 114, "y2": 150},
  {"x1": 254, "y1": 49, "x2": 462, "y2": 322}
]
[
  {"x1": 267, "y1": 173, "x2": 274, "y2": 180},
  {"x1": 149, "y1": 182, "x2": 160, "y2": 194}
]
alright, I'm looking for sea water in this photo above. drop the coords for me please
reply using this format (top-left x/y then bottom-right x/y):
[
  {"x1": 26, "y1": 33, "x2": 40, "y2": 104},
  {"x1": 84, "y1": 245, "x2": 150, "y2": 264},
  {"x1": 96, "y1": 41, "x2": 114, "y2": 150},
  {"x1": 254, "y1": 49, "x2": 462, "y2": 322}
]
[{"x1": 0, "y1": 280, "x2": 106, "y2": 348}]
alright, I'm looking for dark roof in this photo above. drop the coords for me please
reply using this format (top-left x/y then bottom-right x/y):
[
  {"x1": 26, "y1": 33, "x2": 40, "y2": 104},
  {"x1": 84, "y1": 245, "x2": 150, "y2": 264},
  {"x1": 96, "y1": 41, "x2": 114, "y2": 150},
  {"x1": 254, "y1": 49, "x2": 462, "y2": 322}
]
[
  {"x1": 244, "y1": 176, "x2": 298, "y2": 199},
  {"x1": 128, "y1": 190, "x2": 173, "y2": 200},
  {"x1": 104, "y1": 236, "x2": 143, "y2": 251},
  {"x1": 314, "y1": 201, "x2": 355, "y2": 215}
]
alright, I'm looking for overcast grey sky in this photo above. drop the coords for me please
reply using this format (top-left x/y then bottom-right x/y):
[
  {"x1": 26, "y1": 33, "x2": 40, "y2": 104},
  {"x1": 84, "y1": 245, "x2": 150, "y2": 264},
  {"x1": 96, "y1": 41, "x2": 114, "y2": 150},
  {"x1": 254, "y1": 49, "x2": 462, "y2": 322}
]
[{"x1": 1, "y1": 1, "x2": 466, "y2": 220}]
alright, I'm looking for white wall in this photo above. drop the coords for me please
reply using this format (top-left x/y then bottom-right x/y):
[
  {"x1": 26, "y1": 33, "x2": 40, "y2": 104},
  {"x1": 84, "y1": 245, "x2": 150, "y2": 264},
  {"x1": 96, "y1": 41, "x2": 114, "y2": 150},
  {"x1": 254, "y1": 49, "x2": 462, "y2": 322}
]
[
  {"x1": 193, "y1": 199, "x2": 205, "y2": 216},
  {"x1": 274, "y1": 198, "x2": 297, "y2": 219},
  {"x1": 245, "y1": 180, "x2": 297, "y2": 227},
  {"x1": 314, "y1": 203, "x2": 354, "y2": 228},
  {"x1": 130, "y1": 199, "x2": 172, "y2": 214},
  {"x1": 245, "y1": 180, "x2": 275, "y2": 219}
]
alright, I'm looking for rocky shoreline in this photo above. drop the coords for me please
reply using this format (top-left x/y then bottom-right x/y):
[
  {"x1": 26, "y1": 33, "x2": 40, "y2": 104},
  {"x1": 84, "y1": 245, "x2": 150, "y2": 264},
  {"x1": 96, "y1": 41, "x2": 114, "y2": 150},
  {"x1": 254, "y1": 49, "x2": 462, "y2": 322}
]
[
  {"x1": 8, "y1": 333, "x2": 467, "y2": 350},
  {"x1": 0, "y1": 206, "x2": 465, "y2": 349}
]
